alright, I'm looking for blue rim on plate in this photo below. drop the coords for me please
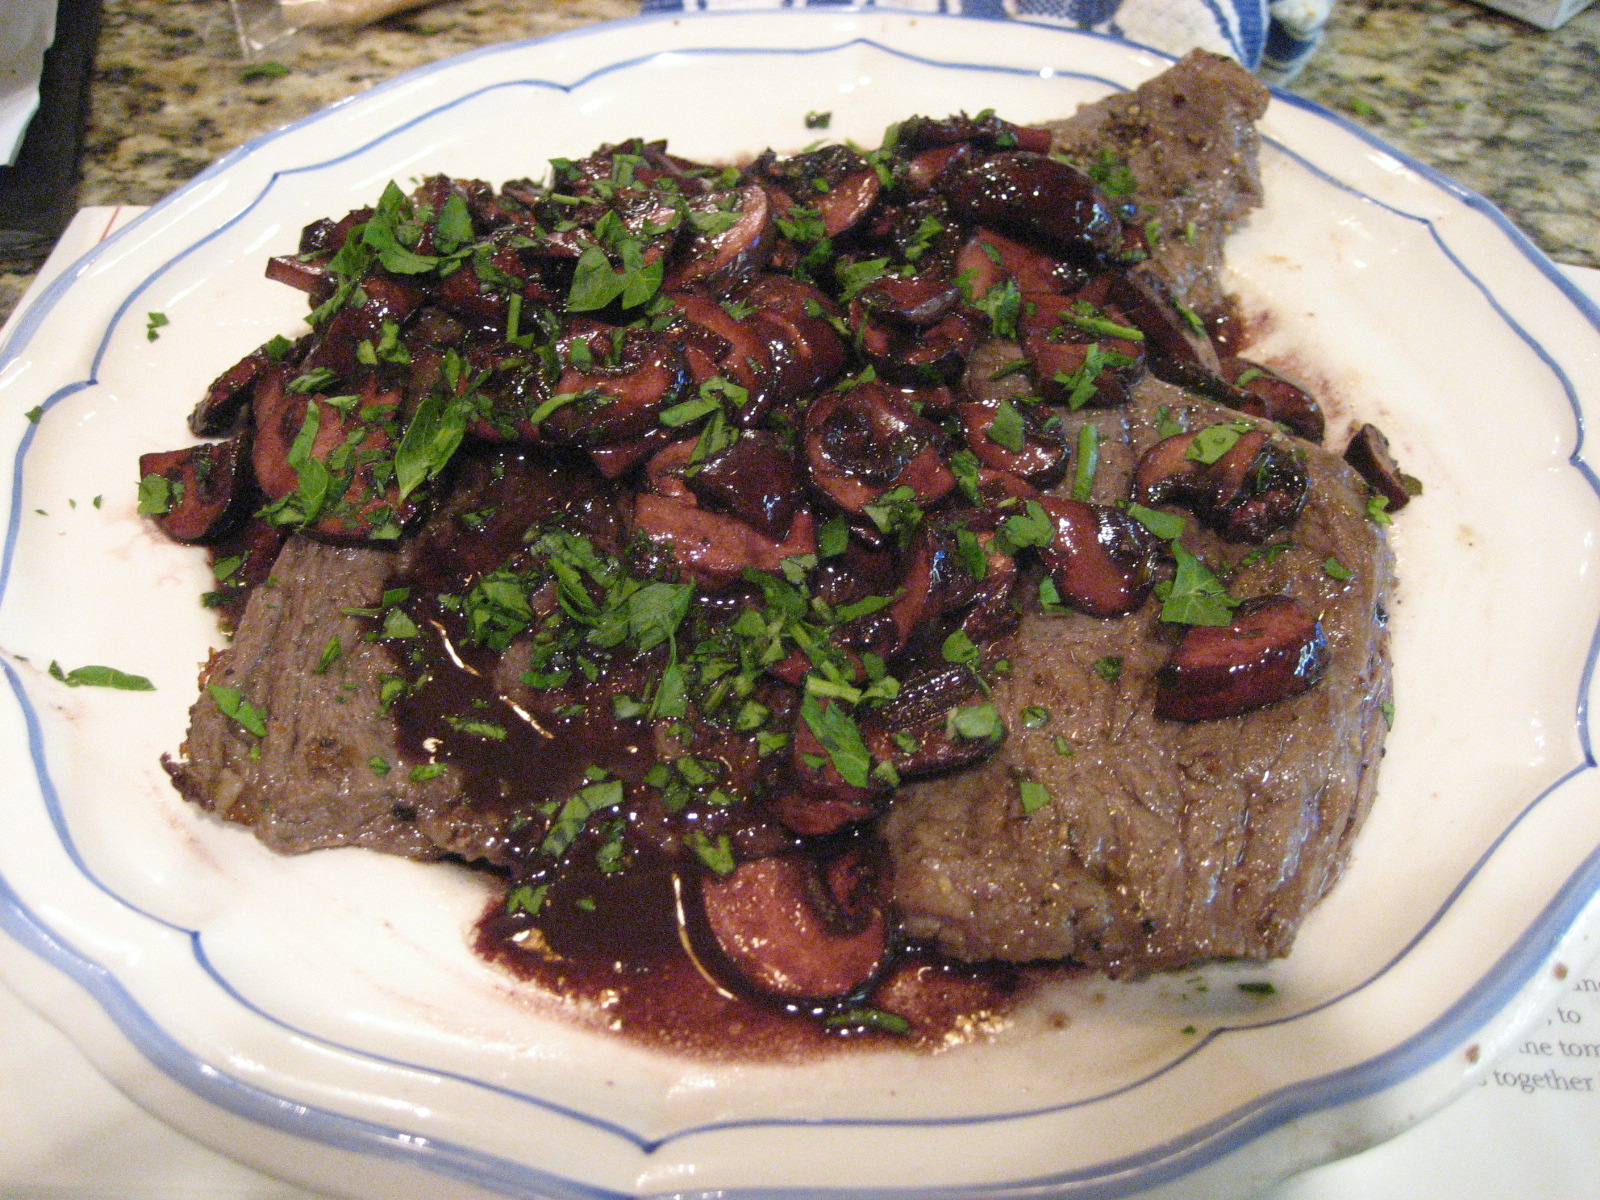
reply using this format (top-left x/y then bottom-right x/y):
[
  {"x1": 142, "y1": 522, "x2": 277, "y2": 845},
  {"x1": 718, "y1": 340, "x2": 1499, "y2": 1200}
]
[{"x1": 2, "y1": 12, "x2": 1598, "y2": 1199}]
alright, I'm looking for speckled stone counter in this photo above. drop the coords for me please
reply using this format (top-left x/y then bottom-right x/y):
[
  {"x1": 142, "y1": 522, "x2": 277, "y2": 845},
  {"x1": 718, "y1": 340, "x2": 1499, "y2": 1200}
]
[{"x1": 0, "y1": 0, "x2": 1594, "y2": 326}]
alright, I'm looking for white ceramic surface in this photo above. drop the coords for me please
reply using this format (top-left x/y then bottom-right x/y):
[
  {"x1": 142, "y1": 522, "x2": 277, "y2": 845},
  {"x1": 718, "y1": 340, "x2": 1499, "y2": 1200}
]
[{"x1": 1, "y1": 12, "x2": 1598, "y2": 1200}]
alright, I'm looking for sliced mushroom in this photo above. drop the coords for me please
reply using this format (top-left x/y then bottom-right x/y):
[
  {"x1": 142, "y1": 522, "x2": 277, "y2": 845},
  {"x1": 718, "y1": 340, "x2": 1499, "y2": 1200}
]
[
  {"x1": 431, "y1": 243, "x2": 530, "y2": 327},
  {"x1": 1344, "y1": 422, "x2": 1414, "y2": 513},
  {"x1": 814, "y1": 170, "x2": 882, "y2": 240},
  {"x1": 741, "y1": 275, "x2": 847, "y2": 403},
  {"x1": 541, "y1": 327, "x2": 688, "y2": 446},
  {"x1": 253, "y1": 381, "x2": 419, "y2": 542},
  {"x1": 903, "y1": 143, "x2": 969, "y2": 192},
  {"x1": 1020, "y1": 293, "x2": 1147, "y2": 409},
  {"x1": 895, "y1": 112, "x2": 1054, "y2": 155},
  {"x1": 1108, "y1": 265, "x2": 1222, "y2": 383},
  {"x1": 1219, "y1": 356, "x2": 1326, "y2": 444},
  {"x1": 138, "y1": 435, "x2": 252, "y2": 544},
  {"x1": 856, "y1": 271, "x2": 963, "y2": 328},
  {"x1": 803, "y1": 383, "x2": 956, "y2": 515},
  {"x1": 856, "y1": 307, "x2": 982, "y2": 385},
  {"x1": 954, "y1": 228, "x2": 1076, "y2": 300},
  {"x1": 669, "y1": 291, "x2": 775, "y2": 401},
  {"x1": 776, "y1": 696, "x2": 890, "y2": 835},
  {"x1": 190, "y1": 345, "x2": 273, "y2": 437},
  {"x1": 1154, "y1": 595, "x2": 1329, "y2": 721},
  {"x1": 685, "y1": 430, "x2": 805, "y2": 540},
  {"x1": 939, "y1": 152, "x2": 1121, "y2": 260},
  {"x1": 698, "y1": 853, "x2": 888, "y2": 1000},
  {"x1": 634, "y1": 493, "x2": 816, "y2": 589},
  {"x1": 664, "y1": 184, "x2": 775, "y2": 293},
  {"x1": 1037, "y1": 498, "x2": 1159, "y2": 617},
  {"x1": 756, "y1": 145, "x2": 881, "y2": 239},
  {"x1": 861, "y1": 664, "x2": 1003, "y2": 781},
  {"x1": 957, "y1": 400, "x2": 1070, "y2": 485},
  {"x1": 588, "y1": 425, "x2": 676, "y2": 481},
  {"x1": 264, "y1": 254, "x2": 333, "y2": 300},
  {"x1": 296, "y1": 274, "x2": 427, "y2": 382},
  {"x1": 1135, "y1": 425, "x2": 1309, "y2": 542}
]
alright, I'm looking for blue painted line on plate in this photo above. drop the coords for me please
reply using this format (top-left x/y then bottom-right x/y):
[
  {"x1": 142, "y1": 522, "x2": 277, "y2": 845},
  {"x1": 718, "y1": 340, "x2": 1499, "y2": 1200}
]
[{"x1": 0, "y1": 15, "x2": 1597, "y2": 1200}]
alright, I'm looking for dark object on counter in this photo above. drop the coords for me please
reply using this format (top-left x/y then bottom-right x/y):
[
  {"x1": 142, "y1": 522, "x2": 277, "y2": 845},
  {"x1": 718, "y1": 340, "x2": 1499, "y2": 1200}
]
[{"x1": 0, "y1": 0, "x2": 104, "y2": 272}]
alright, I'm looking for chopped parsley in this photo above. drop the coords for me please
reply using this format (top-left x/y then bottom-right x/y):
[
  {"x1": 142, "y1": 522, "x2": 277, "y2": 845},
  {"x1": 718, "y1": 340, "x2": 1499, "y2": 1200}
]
[
  {"x1": 1021, "y1": 704, "x2": 1052, "y2": 729},
  {"x1": 947, "y1": 701, "x2": 1004, "y2": 742},
  {"x1": 541, "y1": 778, "x2": 625, "y2": 858},
  {"x1": 1186, "y1": 420, "x2": 1256, "y2": 466},
  {"x1": 1018, "y1": 778, "x2": 1054, "y2": 815},
  {"x1": 1159, "y1": 542, "x2": 1240, "y2": 626},
  {"x1": 1071, "y1": 423, "x2": 1100, "y2": 500},
  {"x1": 239, "y1": 60, "x2": 290, "y2": 81},
  {"x1": 986, "y1": 399, "x2": 1027, "y2": 453},
  {"x1": 1093, "y1": 656, "x2": 1123, "y2": 683},
  {"x1": 49, "y1": 662, "x2": 154, "y2": 691},
  {"x1": 208, "y1": 683, "x2": 268, "y2": 736},
  {"x1": 823, "y1": 1007, "x2": 911, "y2": 1035}
]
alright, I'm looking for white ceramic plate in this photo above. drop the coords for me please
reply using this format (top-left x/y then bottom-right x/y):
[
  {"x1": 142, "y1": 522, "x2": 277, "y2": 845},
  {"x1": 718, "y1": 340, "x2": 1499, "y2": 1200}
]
[{"x1": 2, "y1": 12, "x2": 1599, "y2": 1200}]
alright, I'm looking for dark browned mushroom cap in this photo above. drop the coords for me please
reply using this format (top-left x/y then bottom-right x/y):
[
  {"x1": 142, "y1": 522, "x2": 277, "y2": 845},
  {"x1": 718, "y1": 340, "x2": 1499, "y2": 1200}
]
[
  {"x1": 191, "y1": 344, "x2": 274, "y2": 438},
  {"x1": 663, "y1": 184, "x2": 775, "y2": 294},
  {"x1": 895, "y1": 113, "x2": 1054, "y2": 155},
  {"x1": 669, "y1": 291, "x2": 774, "y2": 402},
  {"x1": 938, "y1": 152, "x2": 1122, "y2": 260},
  {"x1": 1037, "y1": 498, "x2": 1160, "y2": 617},
  {"x1": 138, "y1": 435, "x2": 253, "y2": 544},
  {"x1": 1107, "y1": 264, "x2": 1221, "y2": 385},
  {"x1": 1154, "y1": 595, "x2": 1329, "y2": 721},
  {"x1": 861, "y1": 664, "x2": 1004, "y2": 780},
  {"x1": 1344, "y1": 422, "x2": 1415, "y2": 513},
  {"x1": 856, "y1": 307, "x2": 982, "y2": 386},
  {"x1": 540, "y1": 326, "x2": 688, "y2": 447},
  {"x1": 956, "y1": 400, "x2": 1071, "y2": 486},
  {"x1": 1135, "y1": 425, "x2": 1309, "y2": 543},
  {"x1": 1219, "y1": 356, "x2": 1326, "y2": 444},
  {"x1": 685, "y1": 430, "x2": 805, "y2": 540},
  {"x1": 740, "y1": 274, "x2": 848, "y2": 404},
  {"x1": 802, "y1": 383, "x2": 956, "y2": 515},
  {"x1": 698, "y1": 852, "x2": 889, "y2": 1001},
  {"x1": 757, "y1": 144, "x2": 881, "y2": 239},
  {"x1": 855, "y1": 270, "x2": 964, "y2": 329}
]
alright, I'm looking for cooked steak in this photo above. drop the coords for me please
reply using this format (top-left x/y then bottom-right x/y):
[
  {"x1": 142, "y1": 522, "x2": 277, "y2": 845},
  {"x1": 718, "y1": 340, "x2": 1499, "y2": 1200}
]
[
  {"x1": 166, "y1": 535, "x2": 472, "y2": 859},
  {"x1": 166, "y1": 448, "x2": 622, "y2": 865},
  {"x1": 150, "y1": 50, "x2": 1399, "y2": 1048},
  {"x1": 1049, "y1": 49, "x2": 1271, "y2": 316},
  {"x1": 880, "y1": 384, "x2": 1393, "y2": 974}
]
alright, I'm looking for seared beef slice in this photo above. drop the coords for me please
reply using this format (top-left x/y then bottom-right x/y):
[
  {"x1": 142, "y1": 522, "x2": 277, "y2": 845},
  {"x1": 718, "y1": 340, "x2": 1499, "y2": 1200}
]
[
  {"x1": 166, "y1": 537, "x2": 473, "y2": 860},
  {"x1": 880, "y1": 394, "x2": 1393, "y2": 976},
  {"x1": 1049, "y1": 49, "x2": 1269, "y2": 316},
  {"x1": 881, "y1": 58, "x2": 1392, "y2": 975}
]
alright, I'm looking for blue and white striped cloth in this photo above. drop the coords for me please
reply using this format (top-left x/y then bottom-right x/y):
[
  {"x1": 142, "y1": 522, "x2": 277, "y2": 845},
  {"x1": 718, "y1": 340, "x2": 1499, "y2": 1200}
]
[{"x1": 637, "y1": 0, "x2": 1333, "y2": 78}]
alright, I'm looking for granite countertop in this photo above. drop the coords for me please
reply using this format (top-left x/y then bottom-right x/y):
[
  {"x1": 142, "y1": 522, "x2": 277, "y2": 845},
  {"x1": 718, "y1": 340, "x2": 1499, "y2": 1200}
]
[{"x1": 0, "y1": 0, "x2": 1594, "y2": 325}]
